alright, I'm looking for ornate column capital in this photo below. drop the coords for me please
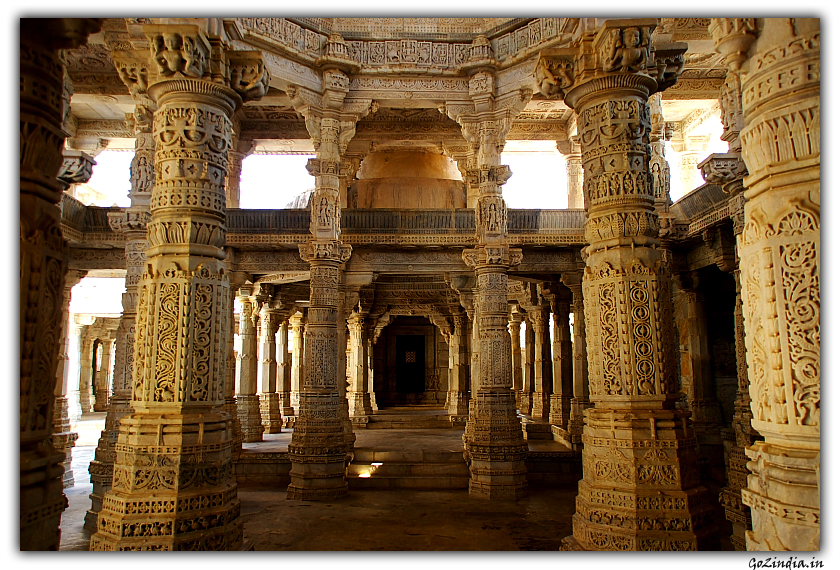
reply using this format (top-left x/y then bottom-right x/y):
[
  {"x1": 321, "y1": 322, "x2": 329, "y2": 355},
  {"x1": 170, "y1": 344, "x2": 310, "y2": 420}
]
[
  {"x1": 316, "y1": 34, "x2": 361, "y2": 74},
  {"x1": 462, "y1": 245, "x2": 522, "y2": 272},
  {"x1": 537, "y1": 20, "x2": 686, "y2": 110},
  {"x1": 299, "y1": 241, "x2": 352, "y2": 264}
]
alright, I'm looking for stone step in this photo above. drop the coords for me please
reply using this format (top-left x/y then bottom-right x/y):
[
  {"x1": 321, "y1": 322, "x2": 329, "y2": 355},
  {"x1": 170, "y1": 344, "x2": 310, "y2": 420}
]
[
  {"x1": 354, "y1": 449, "x2": 465, "y2": 464},
  {"x1": 522, "y1": 420, "x2": 554, "y2": 440},
  {"x1": 348, "y1": 462, "x2": 469, "y2": 478},
  {"x1": 347, "y1": 474, "x2": 470, "y2": 489},
  {"x1": 365, "y1": 416, "x2": 454, "y2": 429}
]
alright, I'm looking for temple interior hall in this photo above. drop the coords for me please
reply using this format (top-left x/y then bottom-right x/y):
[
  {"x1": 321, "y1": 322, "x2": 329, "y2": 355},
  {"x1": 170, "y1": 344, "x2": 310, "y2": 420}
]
[{"x1": 20, "y1": 17, "x2": 819, "y2": 555}]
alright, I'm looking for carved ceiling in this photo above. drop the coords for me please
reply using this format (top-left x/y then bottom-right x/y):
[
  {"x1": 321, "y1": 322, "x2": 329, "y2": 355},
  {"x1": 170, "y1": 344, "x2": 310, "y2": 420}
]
[{"x1": 63, "y1": 17, "x2": 728, "y2": 156}]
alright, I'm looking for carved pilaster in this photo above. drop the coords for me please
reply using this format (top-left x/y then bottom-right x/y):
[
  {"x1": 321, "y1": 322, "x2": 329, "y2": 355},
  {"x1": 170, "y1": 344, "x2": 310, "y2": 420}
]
[
  {"x1": 90, "y1": 27, "x2": 265, "y2": 550},
  {"x1": 733, "y1": 19, "x2": 820, "y2": 552}
]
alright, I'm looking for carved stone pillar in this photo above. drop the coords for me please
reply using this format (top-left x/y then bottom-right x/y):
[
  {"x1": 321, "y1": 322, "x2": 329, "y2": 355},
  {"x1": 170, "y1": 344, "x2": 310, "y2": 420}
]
[
  {"x1": 543, "y1": 19, "x2": 716, "y2": 550},
  {"x1": 701, "y1": 23, "x2": 757, "y2": 549},
  {"x1": 66, "y1": 321, "x2": 85, "y2": 424},
  {"x1": 463, "y1": 246, "x2": 527, "y2": 500},
  {"x1": 365, "y1": 332, "x2": 378, "y2": 413},
  {"x1": 549, "y1": 299, "x2": 573, "y2": 428},
  {"x1": 90, "y1": 27, "x2": 267, "y2": 550},
  {"x1": 720, "y1": 267, "x2": 761, "y2": 550},
  {"x1": 455, "y1": 84, "x2": 528, "y2": 498},
  {"x1": 93, "y1": 339, "x2": 113, "y2": 412},
  {"x1": 225, "y1": 270, "x2": 249, "y2": 454},
  {"x1": 559, "y1": 138, "x2": 584, "y2": 208},
  {"x1": 649, "y1": 93, "x2": 672, "y2": 209},
  {"x1": 347, "y1": 313, "x2": 374, "y2": 417},
  {"x1": 673, "y1": 135, "x2": 710, "y2": 197},
  {"x1": 529, "y1": 306, "x2": 552, "y2": 420},
  {"x1": 674, "y1": 276, "x2": 724, "y2": 478},
  {"x1": 565, "y1": 278, "x2": 591, "y2": 450},
  {"x1": 79, "y1": 336, "x2": 95, "y2": 414},
  {"x1": 276, "y1": 318, "x2": 295, "y2": 418},
  {"x1": 237, "y1": 292, "x2": 264, "y2": 443},
  {"x1": 88, "y1": 97, "x2": 154, "y2": 531},
  {"x1": 446, "y1": 314, "x2": 471, "y2": 416},
  {"x1": 716, "y1": 17, "x2": 821, "y2": 551},
  {"x1": 289, "y1": 244, "x2": 351, "y2": 500},
  {"x1": 509, "y1": 308, "x2": 524, "y2": 406},
  {"x1": 20, "y1": 16, "x2": 101, "y2": 551},
  {"x1": 52, "y1": 270, "x2": 86, "y2": 489},
  {"x1": 225, "y1": 138, "x2": 252, "y2": 209},
  {"x1": 521, "y1": 317, "x2": 535, "y2": 413},
  {"x1": 258, "y1": 302, "x2": 283, "y2": 434},
  {"x1": 289, "y1": 311, "x2": 304, "y2": 414}
]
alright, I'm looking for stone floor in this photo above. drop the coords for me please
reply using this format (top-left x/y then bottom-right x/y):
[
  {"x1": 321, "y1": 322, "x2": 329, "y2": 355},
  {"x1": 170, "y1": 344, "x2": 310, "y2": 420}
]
[{"x1": 58, "y1": 410, "x2": 734, "y2": 552}]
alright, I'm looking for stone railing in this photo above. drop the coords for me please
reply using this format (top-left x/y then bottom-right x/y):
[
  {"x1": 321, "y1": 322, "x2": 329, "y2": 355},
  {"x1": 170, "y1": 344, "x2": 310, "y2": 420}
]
[
  {"x1": 61, "y1": 193, "x2": 87, "y2": 230},
  {"x1": 671, "y1": 183, "x2": 732, "y2": 236},
  {"x1": 227, "y1": 208, "x2": 311, "y2": 234},
  {"x1": 60, "y1": 193, "x2": 123, "y2": 245},
  {"x1": 341, "y1": 209, "x2": 476, "y2": 235},
  {"x1": 507, "y1": 209, "x2": 585, "y2": 234}
]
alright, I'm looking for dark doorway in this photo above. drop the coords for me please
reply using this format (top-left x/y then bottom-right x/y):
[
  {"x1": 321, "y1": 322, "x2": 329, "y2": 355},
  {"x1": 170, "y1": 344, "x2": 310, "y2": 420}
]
[{"x1": 395, "y1": 335, "x2": 426, "y2": 393}]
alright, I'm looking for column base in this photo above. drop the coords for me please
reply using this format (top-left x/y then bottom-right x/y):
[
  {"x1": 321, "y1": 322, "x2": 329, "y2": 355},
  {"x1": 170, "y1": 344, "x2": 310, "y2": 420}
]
[
  {"x1": 259, "y1": 393, "x2": 284, "y2": 434},
  {"x1": 743, "y1": 442, "x2": 820, "y2": 551},
  {"x1": 86, "y1": 394, "x2": 136, "y2": 531},
  {"x1": 286, "y1": 392, "x2": 349, "y2": 500},
  {"x1": 518, "y1": 391, "x2": 533, "y2": 414},
  {"x1": 20, "y1": 444, "x2": 66, "y2": 551},
  {"x1": 278, "y1": 392, "x2": 295, "y2": 417},
  {"x1": 286, "y1": 459, "x2": 348, "y2": 501},
  {"x1": 347, "y1": 392, "x2": 373, "y2": 417},
  {"x1": 570, "y1": 407, "x2": 718, "y2": 551},
  {"x1": 530, "y1": 391, "x2": 551, "y2": 420},
  {"x1": 566, "y1": 398, "x2": 591, "y2": 451},
  {"x1": 93, "y1": 388, "x2": 110, "y2": 412},
  {"x1": 549, "y1": 394, "x2": 571, "y2": 427},
  {"x1": 464, "y1": 390, "x2": 528, "y2": 501},
  {"x1": 89, "y1": 412, "x2": 242, "y2": 551},
  {"x1": 51, "y1": 396, "x2": 78, "y2": 489},
  {"x1": 446, "y1": 391, "x2": 469, "y2": 415},
  {"x1": 237, "y1": 395, "x2": 264, "y2": 443}
]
